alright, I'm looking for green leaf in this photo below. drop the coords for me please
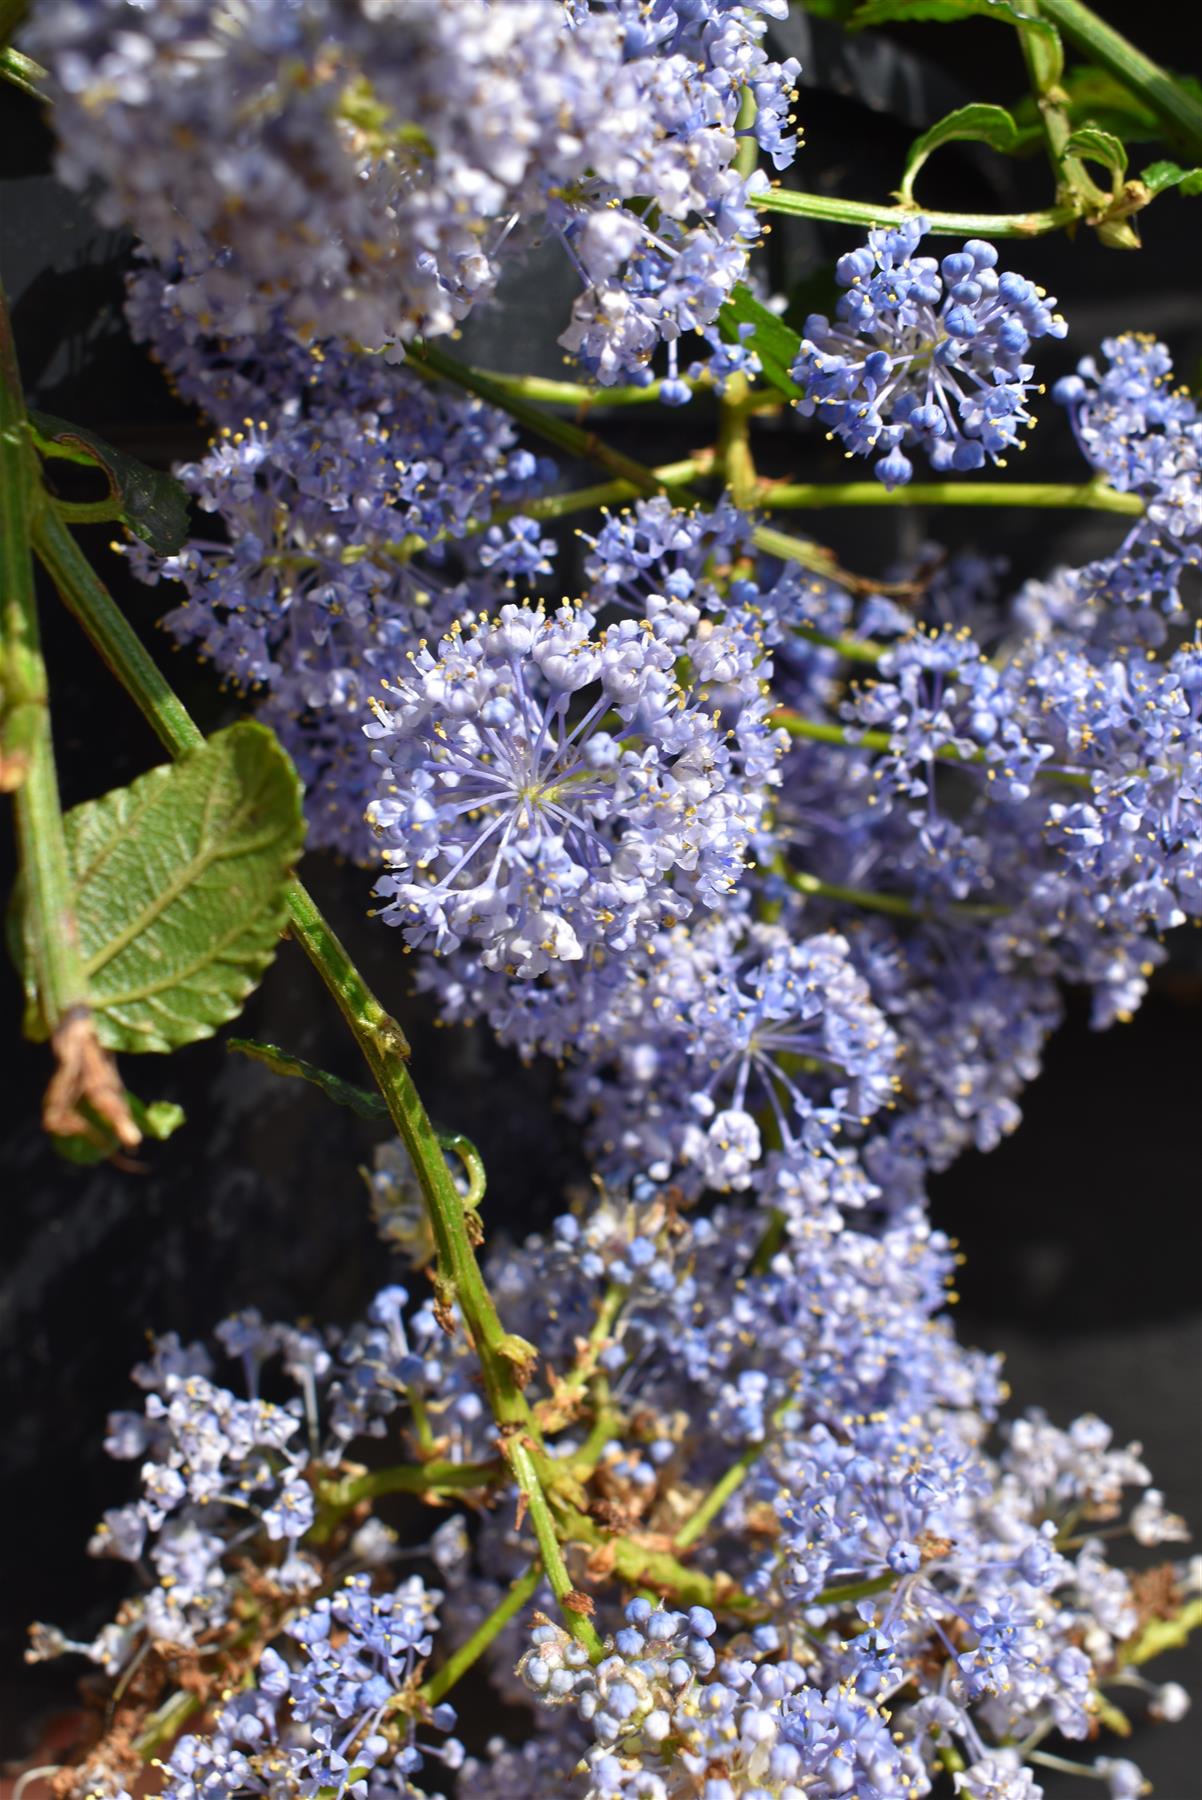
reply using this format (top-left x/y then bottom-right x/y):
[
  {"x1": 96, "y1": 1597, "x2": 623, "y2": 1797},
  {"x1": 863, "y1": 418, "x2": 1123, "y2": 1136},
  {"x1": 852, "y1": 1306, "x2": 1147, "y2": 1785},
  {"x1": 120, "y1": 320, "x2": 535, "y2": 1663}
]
[
  {"x1": 59, "y1": 722, "x2": 304, "y2": 1054},
  {"x1": 28, "y1": 410, "x2": 191, "y2": 555},
  {"x1": 228, "y1": 1036, "x2": 389, "y2": 1118},
  {"x1": 717, "y1": 286, "x2": 803, "y2": 402},
  {"x1": 1064, "y1": 125, "x2": 1129, "y2": 180},
  {"x1": 851, "y1": 0, "x2": 1059, "y2": 50},
  {"x1": 53, "y1": 1092, "x2": 186, "y2": 1165},
  {"x1": 1140, "y1": 158, "x2": 1202, "y2": 196},
  {"x1": 0, "y1": 44, "x2": 47, "y2": 98},
  {"x1": 901, "y1": 103, "x2": 1020, "y2": 201}
]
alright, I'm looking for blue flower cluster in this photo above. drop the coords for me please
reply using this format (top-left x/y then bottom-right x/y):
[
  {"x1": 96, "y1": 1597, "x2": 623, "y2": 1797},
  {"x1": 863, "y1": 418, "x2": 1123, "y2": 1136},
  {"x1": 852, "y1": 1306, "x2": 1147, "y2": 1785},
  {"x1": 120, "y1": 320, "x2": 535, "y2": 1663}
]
[
  {"x1": 365, "y1": 600, "x2": 782, "y2": 976},
  {"x1": 125, "y1": 270, "x2": 554, "y2": 859},
  {"x1": 163, "y1": 1574, "x2": 461, "y2": 1800},
  {"x1": 791, "y1": 219, "x2": 1067, "y2": 487},
  {"x1": 31, "y1": 1155, "x2": 1193, "y2": 1800},
  {"x1": 1054, "y1": 333, "x2": 1202, "y2": 639},
  {"x1": 24, "y1": 33, "x2": 1199, "y2": 1778},
  {"x1": 27, "y1": 1287, "x2": 494, "y2": 1681},
  {"x1": 29, "y1": 0, "x2": 799, "y2": 382},
  {"x1": 394, "y1": 471, "x2": 1202, "y2": 1225},
  {"x1": 81, "y1": 1329, "x2": 319, "y2": 1648}
]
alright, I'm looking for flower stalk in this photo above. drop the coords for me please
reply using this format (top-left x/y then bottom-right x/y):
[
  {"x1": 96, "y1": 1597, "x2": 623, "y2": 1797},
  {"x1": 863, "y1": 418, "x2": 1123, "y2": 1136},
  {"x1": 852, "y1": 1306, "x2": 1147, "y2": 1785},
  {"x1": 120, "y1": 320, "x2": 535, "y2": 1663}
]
[{"x1": 0, "y1": 280, "x2": 138, "y2": 1148}]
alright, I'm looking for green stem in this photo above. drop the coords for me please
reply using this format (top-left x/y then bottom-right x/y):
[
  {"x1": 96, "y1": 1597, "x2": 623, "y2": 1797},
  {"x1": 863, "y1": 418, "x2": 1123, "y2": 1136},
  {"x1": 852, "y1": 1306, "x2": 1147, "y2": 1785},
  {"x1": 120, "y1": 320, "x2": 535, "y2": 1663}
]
[
  {"x1": 407, "y1": 1389, "x2": 437, "y2": 1456},
  {"x1": 1117, "y1": 1593, "x2": 1202, "y2": 1668},
  {"x1": 1, "y1": 326, "x2": 47, "y2": 806},
  {"x1": 748, "y1": 1207, "x2": 786, "y2": 1276},
  {"x1": 675, "y1": 1391, "x2": 801, "y2": 1552},
  {"x1": 0, "y1": 284, "x2": 136, "y2": 1146},
  {"x1": 751, "y1": 188, "x2": 1081, "y2": 237},
  {"x1": 261, "y1": 465, "x2": 706, "y2": 574},
  {"x1": 564, "y1": 1391, "x2": 621, "y2": 1482},
  {"x1": 937, "y1": 1741, "x2": 968, "y2": 1780},
  {"x1": 412, "y1": 341, "x2": 707, "y2": 505},
  {"x1": 553, "y1": 1500, "x2": 901, "y2": 1621},
  {"x1": 441, "y1": 1132, "x2": 486, "y2": 1209},
  {"x1": 1028, "y1": 1750, "x2": 1102, "y2": 1779},
  {"x1": 760, "y1": 479, "x2": 1142, "y2": 516},
  {"x1": 134, "y1": 1689, "x2": 201, "y2": 1759},
  {"x1": 508, "y1": 1439, "x2": 603, "y2": 1656},
  {"x1": 320, "y1": 1459, "x2": 504, "y2": 1509},
  {"x1": 464, "y1": 369, "x2": 704, "y2": 408},
  {"x1": 34, "y1": 514, "x2": 545, "y2": 1410},
  {"x1": 809, "y1": 1571, "x2": 899, "y2": 1608},
  {"x1": 1035, "y1": 0, "x2": 1202, "y2": 157},
  {"x1": 409, "y1": 340, "x2": 849, "y2": 587},
  {"x1": 50, "y1": 496, "x2": 126, "y2": 525},
  {"x1": 276, "y1": 885, "x2": 540, "y2": 1425},
  {"x1": 420, "y1": 1564, "x2": 542, "y2": 1707},
  {"x1": 39, "y1": 516, "x2": 621, "y2": 1643},
  {"x1": 787, "y1": 867, "x2": 1010, "y2": 922},
  {"x1": 33, "y1": 507, "x2": 206, "y2": 755},
  {"x1": 520, "y1": 468, "x2": 702, "y2": 518},
  {"x1": 1019, "y1": 2, "x2": 1111, "y2": 216},
  {"x1": 552, "y1": 1501, "x2": 767, "y2": 1617},
  {"x1": 755, "y1": 534, "x2": 886, "y2": 622},
  {"x1": 734, "y1": 85, "x2": 759, "y2": 182},
  {"x1": 715, "y1": 371, "x2": 759, "y2": 511},
  {"x1": 538, "y1": 1282, "x2": 626, "y2": 1430},
  {"x1": 674, "y1": 1444, "x2": 765, "y2": 1552},
  {"x1": 772, "y1": 705, "x2": 1095, "y2": 789}
]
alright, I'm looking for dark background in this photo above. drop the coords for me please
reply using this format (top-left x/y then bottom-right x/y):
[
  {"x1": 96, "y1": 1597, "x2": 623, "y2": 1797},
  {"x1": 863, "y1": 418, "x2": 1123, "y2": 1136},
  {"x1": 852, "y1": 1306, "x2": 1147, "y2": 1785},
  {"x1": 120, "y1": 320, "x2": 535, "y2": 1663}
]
[{"x1": 2, "y1": 5, "x2": 1200, "y2": 1794}]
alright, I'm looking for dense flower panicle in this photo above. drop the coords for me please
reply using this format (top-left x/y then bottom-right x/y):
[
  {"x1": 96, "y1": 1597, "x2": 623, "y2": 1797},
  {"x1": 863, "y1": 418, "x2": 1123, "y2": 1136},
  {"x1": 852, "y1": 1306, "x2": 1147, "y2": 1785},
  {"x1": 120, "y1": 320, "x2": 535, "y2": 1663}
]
[
  {"x1": 325, "y1": 1281, "x2": 491, "y2": 1459},
  {"x1": 32, "y1": 0, "x2": 799, "y2": 381},
  {"x1": 161, "y1": 1575, "x2": 461, "y2": 1800},
  {"x1": 84, "y1": 1345, "x2": 317, "y2": 1645},
  {"x1": 22, "y1": 13, "x2": 1202, "y2": 1782},
  {"x1": 407, "y1": 601, "x2": 1202, "y2": 1201},
  {"x1": 366, "y1": 601, "x2": 783, "y2": 974},
  {"x1": 560, "y1": 917, "x2": 899, "y2": 1204},
  {"x1": 32, "y1": 1169, "x2": 1189, "y2": 1800},
  {"x1": 819, "y1": 625, "x2": 1202, "y2": 993},
  {"x1": 27, "y1": 1287, "x2": 493, "y2": 1671},
  {"x1": 1053, "y1": 334, "x2": 1202, "y2": 638},
  {"x1": 791, "y1": 220, "x2": 1066, "y2": 487},
  {"x1": 125, "y1": 287, "x2": 554, "y2": 858},
  {"x1": 519, "y1": 1599, "x2": 918, "y2": 1800}
]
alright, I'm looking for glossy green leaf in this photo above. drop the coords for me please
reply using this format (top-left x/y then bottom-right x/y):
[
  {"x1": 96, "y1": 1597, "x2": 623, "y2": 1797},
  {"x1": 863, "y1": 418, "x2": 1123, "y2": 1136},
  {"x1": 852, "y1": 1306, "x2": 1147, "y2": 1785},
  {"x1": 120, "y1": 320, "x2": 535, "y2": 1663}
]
[
  {"x1": 0, "y1": 44, "x2": 47, "y2": 97},
  {"x1": 717, "y1": 286, "x2": 802, "y2": 402},
  {"x1": 901, "y1": 103, "x2": 1020, "y2": 201},
  {"x1": 1140, "y1": 158, "x2": 1202, "y2": 196},
  {"x1": 61, "y1": 723, "x2": 304, "y2": 1053},
  {"x1": 851, "y1": 0, "x2": 1060, "y2": 57},
  {"x1": 28, "y1": 409, "x2": 191, "y2": 554},
  {"x1": 1064, "y1": 125, "x2": 1129, "y2": 179},
  {"x1": 228, "y1": 1036, "x2": 389, "y2": 1118}
]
